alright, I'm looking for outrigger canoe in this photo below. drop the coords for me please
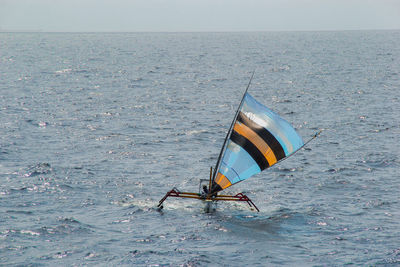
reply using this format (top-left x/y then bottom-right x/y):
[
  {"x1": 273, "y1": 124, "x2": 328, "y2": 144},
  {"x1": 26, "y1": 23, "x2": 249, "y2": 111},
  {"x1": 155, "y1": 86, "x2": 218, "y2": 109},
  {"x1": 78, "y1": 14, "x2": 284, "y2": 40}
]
[{"x1": 158, "y1": 72, "x2": 320, "y2": 212}]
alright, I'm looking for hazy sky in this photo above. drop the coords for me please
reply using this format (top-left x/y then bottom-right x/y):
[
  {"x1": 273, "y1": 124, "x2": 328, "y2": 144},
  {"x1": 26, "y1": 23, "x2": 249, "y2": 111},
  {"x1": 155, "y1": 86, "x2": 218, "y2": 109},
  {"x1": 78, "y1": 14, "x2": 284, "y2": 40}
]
[{"x1": 1, "y1": 0, "x2": 399, "y2": 32}]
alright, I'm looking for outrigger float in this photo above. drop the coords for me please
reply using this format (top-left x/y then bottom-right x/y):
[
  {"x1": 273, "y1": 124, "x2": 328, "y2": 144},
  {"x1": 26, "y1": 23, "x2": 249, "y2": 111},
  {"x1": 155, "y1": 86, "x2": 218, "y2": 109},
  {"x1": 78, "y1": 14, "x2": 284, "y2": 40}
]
[{"x1": 158, "y1": 72, "x2": 321, "y2": 212}]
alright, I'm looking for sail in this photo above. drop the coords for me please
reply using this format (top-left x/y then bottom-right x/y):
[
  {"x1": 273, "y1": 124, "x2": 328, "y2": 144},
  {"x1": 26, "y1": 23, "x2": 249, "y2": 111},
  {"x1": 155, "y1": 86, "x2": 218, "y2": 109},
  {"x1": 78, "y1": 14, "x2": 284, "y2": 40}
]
[{"x1": 211, "y1": 93, "x2": 304, "y2": 193}]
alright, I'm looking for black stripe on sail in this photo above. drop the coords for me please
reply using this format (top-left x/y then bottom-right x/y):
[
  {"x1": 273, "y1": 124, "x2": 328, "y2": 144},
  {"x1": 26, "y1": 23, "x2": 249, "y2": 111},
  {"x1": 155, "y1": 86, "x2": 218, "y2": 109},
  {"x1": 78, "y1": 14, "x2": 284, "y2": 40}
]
[
  {"x1": 237, "y1": 112, "x2": 286, "y2": 161},
  {"x1": 211, "y1": 182, "x2": 222, "y2": 194},
  {"x1": 230, "y1": 131, "x2": 269, "y2": 171}
]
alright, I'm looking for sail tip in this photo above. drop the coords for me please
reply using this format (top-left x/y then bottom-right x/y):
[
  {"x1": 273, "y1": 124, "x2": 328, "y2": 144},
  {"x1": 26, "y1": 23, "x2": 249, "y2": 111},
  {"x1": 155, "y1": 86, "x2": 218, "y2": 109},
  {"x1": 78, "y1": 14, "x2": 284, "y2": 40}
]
[{"x1": 314, "y1": 129, "x2": 323, "y2": 138}]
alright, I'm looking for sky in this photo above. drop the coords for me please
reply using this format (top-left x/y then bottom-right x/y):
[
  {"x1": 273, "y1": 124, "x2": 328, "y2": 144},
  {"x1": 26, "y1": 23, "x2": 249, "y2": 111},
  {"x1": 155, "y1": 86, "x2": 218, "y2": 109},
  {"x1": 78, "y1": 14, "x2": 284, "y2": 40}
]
[{"x1": 1, "y1": 0, "x2": 400, "y2": 32}]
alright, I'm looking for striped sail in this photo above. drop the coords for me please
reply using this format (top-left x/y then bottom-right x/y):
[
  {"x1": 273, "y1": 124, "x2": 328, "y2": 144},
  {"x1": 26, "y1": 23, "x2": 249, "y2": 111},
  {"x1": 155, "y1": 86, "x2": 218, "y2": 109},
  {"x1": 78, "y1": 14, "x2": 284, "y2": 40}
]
[{"x1": 211, "y1": 93, "x2": 304, "y2": 193}]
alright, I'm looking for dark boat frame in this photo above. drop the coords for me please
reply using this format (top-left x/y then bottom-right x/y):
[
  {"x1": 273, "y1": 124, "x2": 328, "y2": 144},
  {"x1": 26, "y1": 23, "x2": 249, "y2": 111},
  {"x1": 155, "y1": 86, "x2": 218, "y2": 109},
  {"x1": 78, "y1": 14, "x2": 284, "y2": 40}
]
[{"x1": 157, "y1": 167, "x2": 260, "y2": 212}]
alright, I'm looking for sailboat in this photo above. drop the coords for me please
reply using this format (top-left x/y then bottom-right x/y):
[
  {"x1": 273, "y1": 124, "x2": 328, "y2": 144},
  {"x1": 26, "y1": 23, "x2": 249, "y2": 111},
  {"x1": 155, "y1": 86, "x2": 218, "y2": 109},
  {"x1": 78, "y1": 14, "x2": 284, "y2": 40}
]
[{"x1": 158, "y1": 72, "x2": 321, "y2": 212}]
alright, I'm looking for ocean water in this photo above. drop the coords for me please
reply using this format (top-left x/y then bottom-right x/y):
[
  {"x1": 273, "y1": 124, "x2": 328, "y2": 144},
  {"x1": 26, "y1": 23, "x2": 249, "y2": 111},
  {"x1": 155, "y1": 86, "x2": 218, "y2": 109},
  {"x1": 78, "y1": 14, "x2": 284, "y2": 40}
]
[{"x1": 0, "y1": 31, "x2": 399, "y2": 266}]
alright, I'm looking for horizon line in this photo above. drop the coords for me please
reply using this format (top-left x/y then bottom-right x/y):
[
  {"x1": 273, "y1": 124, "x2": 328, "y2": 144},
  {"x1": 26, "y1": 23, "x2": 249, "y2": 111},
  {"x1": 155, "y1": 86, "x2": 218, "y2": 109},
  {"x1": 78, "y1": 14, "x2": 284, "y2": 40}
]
[{"x1": 1, "y1": 28, "x2": 400, "y2": 34}]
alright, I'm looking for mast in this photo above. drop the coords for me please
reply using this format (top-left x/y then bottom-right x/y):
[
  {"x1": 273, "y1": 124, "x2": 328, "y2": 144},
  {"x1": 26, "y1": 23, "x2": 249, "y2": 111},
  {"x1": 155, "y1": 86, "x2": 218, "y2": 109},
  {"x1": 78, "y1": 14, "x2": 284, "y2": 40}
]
[{"x1": 212, "y1": 71, "x2": 255, "y2": 182}]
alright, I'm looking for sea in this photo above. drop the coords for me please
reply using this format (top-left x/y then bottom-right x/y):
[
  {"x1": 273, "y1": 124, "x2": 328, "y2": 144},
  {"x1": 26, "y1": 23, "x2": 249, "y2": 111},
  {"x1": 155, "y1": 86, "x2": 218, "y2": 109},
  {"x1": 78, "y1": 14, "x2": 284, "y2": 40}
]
[{"x1": 0, "y1": 31, "x2": 399, "y2": 266}]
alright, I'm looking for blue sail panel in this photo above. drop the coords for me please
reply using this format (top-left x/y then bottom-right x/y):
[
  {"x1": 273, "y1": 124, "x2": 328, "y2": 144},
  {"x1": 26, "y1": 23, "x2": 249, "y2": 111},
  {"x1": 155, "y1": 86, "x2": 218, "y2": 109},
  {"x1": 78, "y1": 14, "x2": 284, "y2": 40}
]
[
  {"x1": 212, "y1": 93, "x2": 304, "y2": 192},
  {"x1": 241, "y1": 93, "x2": 303, "y2": 156},
  {"x1": 219, "y1": 141, "x2": 261, "y2": 185}
]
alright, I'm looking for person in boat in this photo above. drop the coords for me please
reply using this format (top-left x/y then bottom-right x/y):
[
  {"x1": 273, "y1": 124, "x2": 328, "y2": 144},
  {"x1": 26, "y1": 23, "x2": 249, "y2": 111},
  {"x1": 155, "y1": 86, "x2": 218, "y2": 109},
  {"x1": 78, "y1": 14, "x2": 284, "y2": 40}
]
[{"x1": 200, "y1": 185, "x2": 209, "y2": 199}]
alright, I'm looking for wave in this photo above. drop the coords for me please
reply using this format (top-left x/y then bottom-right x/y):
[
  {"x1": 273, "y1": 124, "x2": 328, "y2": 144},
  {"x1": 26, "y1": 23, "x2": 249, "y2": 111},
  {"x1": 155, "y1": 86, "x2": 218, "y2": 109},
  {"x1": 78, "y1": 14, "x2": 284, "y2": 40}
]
[{"x1": 24, "y1": 163, "x2": 52, "y2": 177}]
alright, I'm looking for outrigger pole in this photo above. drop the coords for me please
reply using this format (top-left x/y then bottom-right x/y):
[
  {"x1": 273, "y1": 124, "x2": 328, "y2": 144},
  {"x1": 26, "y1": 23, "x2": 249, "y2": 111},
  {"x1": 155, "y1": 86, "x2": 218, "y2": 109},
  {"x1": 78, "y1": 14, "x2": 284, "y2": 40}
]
[
  {"x1": 157, "y1": 188, "x2": 260, "y2": 212},
  {"x1": 157, "y1": 166, "x2": 260, "y2": 212}
]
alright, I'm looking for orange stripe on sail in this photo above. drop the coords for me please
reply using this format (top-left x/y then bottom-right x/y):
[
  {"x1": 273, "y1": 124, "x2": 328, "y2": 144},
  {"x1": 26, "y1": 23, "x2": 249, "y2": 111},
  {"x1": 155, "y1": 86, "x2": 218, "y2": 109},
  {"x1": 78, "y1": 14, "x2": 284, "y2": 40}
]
[
  {"x1": 215, "y1": 172, "x2": 232, "y2": 190},
  {"x1": 233, "y1": 122, "x2": 277, "y2": 166}
]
